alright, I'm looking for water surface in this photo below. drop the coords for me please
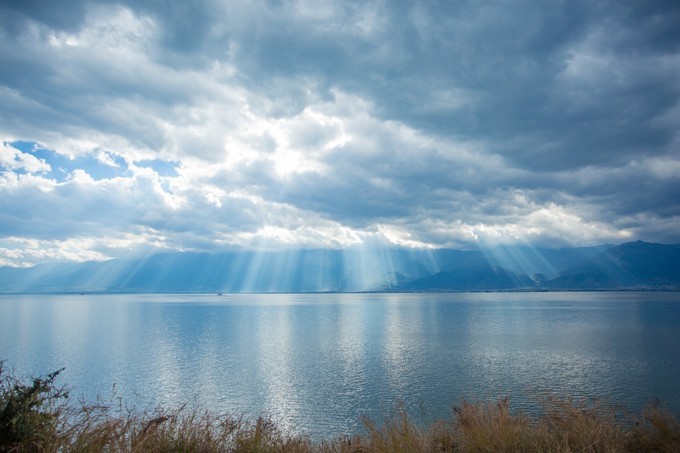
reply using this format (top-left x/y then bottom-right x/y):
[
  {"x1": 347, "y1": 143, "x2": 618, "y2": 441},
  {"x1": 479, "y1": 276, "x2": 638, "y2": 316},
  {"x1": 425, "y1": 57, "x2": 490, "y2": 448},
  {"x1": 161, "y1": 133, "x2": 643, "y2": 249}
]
[{"x1": 1, "y1": 292, "x2": 679, "y2": 438}]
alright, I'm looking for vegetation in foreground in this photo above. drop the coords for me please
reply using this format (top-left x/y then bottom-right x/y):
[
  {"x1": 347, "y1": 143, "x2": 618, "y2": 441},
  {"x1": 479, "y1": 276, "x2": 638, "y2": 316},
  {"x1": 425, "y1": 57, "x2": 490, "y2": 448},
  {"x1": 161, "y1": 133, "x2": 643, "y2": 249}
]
[{"x1": 1, "y1": 362, "x2": 679, "y2": 452}]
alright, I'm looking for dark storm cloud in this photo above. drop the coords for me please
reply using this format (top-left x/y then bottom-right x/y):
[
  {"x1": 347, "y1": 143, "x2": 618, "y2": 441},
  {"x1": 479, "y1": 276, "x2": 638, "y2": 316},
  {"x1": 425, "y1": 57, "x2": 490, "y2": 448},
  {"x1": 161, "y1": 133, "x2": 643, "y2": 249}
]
[
  {"x1": 0, "y1": 0, "x2": 88, "y2": 31},
  {"x1": 0, "y1": 0, "x2": 679, "y2": 265},
  {"x1": 303, "y1": 2, "x2": 675, "y2": 170}
]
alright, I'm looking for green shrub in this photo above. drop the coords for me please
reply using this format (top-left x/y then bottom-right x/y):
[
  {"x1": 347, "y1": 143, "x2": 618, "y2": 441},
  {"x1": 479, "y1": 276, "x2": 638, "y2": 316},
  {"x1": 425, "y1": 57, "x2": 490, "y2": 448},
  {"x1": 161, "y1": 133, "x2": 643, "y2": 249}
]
[{"x1": 0, "y1": 361, "x2": 69, "y2": 451}]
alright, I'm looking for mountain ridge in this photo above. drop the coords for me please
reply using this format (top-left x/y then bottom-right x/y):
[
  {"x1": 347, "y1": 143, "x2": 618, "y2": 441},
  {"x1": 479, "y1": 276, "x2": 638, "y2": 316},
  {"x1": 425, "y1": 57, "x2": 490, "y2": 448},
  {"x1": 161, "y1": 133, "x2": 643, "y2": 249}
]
[{"x1": 0, "y1": 241, "x2": 678, "y2": 293}]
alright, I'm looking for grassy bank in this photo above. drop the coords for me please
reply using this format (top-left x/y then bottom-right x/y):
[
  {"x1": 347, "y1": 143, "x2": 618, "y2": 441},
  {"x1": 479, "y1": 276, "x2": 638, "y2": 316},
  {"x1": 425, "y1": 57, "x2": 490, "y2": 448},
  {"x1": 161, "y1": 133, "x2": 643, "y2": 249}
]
[{"x1": 2, "y1": 363, "x2": 679, "y2": 452}]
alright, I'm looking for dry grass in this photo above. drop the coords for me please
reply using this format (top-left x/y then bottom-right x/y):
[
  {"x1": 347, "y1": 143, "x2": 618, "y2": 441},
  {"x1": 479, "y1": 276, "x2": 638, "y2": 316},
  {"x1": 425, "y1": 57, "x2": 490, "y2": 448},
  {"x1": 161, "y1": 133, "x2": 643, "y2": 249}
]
[
  {"x1": 452, "y1": 398, "x2": 536, "y2": 451},
  {"x1": 2, "y1": 363, "x2": 679, "y2": 452}
]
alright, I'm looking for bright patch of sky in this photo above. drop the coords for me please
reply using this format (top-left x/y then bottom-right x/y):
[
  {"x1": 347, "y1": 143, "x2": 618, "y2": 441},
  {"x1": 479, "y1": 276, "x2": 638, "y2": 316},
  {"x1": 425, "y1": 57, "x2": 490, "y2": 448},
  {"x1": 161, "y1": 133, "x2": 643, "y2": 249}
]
[{"x1": 0, "y1": 0, "x2": 679, "y2": 266}]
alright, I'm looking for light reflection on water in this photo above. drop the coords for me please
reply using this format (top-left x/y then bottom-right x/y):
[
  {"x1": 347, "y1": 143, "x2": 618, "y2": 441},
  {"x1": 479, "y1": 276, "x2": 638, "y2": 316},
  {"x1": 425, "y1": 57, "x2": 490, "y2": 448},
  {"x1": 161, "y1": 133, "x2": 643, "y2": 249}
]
[{"x1": 1, "y1": 292, "x2": 680, "y2": 439}]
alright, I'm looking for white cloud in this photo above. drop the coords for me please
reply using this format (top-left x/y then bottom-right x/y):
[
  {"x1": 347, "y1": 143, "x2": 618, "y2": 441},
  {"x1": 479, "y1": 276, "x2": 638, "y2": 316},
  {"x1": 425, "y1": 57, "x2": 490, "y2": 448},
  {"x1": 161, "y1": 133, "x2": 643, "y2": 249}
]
[
  {"x1": 0, "y1": 142, "x2": 51, "y2": 173},
  {"x1": 0, "y1": 0, "x2": 679, "y2": 266},
  {"x1": 0, "y1": 237, "x2": 110, "y2": 267}
]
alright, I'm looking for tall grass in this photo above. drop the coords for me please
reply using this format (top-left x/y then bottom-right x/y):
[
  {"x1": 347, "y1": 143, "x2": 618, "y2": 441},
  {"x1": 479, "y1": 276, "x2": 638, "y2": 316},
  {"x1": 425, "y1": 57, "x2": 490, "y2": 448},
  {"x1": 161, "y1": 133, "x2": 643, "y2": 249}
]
[{"x1": 1, "y1": 362, "x2": 678, "y2": 452}]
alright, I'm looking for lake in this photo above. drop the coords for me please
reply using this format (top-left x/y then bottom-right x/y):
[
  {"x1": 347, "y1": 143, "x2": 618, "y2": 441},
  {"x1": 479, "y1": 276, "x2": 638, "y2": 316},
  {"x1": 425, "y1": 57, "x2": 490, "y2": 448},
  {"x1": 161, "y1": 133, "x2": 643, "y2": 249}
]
[{"x1": 1, "y1": 292, "x2": 680, "y2": 439}]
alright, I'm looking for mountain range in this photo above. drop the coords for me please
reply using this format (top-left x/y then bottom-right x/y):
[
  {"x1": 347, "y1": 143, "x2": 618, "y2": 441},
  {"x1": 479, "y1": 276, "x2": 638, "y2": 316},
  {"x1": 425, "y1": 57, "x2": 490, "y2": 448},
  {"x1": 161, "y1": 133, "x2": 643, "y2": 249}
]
[{"x1": 0, "y1": 241, "x2": 678, "y2": 293}]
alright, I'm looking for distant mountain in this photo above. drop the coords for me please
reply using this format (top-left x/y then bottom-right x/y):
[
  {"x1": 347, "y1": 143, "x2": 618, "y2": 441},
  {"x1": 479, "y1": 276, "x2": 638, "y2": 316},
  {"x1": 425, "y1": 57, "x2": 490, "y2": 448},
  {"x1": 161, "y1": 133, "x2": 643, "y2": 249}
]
[
  {"x1": 548, "y1": 241, "x2": 680, "y2": 290},
  {"x1": 430, "y1": 245, "x2": 613, "y2": 279},
  {"x1": 0, "y1": 249, "x2": 435, "y2": 293},
  {"x1": 394, "y1": 245, "x2": 618, "y2": 291},
  {"x1": 0, "y1": 241, "x2": 677, "y2": 293},
  {"x1": 399, "y1": 265, "x2": 535, "y2": 291}
]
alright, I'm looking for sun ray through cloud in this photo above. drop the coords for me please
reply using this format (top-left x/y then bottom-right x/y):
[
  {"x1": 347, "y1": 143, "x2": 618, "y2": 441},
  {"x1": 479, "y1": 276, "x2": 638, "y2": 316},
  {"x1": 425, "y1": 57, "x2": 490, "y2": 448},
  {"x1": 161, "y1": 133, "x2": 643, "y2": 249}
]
[{"x1": 0, "y1": 0, "x2": 678, "y2": 277}]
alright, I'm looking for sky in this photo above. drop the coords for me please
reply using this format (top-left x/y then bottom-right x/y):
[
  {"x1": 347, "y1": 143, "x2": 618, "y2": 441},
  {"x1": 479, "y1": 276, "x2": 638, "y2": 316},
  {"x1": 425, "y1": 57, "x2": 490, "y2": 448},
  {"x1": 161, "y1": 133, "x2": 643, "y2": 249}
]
[{"x1": 0, "y1": 0, "x2": 679, "y2": 267}]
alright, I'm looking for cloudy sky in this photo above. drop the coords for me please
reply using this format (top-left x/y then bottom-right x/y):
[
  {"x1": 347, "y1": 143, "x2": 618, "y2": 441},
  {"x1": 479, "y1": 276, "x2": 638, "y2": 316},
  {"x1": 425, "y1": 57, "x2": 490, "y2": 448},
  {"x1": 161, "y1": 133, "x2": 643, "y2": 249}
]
[{"x1": 1, "y1": 0, "x2": 679, "y2": 267}]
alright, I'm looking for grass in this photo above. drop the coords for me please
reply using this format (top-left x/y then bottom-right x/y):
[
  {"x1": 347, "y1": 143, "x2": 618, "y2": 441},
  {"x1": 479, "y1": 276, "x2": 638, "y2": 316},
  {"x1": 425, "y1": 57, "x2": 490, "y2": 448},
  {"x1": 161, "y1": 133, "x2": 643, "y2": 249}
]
[{"x1": 2, "y1": 362, "x2": 679, "y2": 452}]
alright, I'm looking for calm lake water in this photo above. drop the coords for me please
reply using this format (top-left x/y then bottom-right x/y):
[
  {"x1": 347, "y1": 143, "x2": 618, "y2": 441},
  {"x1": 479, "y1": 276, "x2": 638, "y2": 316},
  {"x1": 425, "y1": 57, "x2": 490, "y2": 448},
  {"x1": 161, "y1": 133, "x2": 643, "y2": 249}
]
[{"x1": 1, "y1": 292, "x2": 680, "y2": 438}]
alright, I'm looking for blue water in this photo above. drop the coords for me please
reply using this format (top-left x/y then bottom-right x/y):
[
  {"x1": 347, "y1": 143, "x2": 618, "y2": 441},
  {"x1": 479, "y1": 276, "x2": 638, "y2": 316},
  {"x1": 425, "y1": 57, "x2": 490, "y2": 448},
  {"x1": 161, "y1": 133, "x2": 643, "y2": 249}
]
[{"x1": 1, "y1": 292, "x2": 680, "y2": 438}]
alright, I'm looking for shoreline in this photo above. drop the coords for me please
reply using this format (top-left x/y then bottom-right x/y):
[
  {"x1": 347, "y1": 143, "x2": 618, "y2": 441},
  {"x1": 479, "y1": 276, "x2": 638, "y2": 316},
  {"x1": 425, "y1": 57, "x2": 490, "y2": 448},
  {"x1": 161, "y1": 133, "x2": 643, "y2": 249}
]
[{"x1": 2, "y1": 365, "x2": 679, "y2": 452}]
